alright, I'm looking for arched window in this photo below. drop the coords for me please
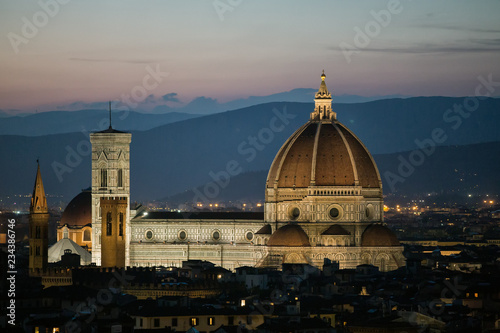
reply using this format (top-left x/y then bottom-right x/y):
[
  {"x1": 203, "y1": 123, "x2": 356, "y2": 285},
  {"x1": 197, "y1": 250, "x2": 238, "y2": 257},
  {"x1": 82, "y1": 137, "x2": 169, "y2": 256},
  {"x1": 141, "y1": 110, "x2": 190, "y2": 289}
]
[
  {"x1": 83, "y1": 229, "x2": 91, "y2": 241},
  {"x1": 101, "y1": 169, "x2": 108, "y2": 188},
  {"x1": 106, "y1": 212, "x2": 112, "y2": 236},
  {"x1": 118, "y1": 169, "x2": 123, "y2": 187},
  {"x1": 380, "y1": 258, "x2": 387, "y2": 272}
]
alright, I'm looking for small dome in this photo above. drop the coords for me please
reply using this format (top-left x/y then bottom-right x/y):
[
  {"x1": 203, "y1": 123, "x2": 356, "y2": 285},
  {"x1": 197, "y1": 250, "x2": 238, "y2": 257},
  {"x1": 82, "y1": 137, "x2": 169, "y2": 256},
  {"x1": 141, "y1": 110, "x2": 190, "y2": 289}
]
[
  {"x1": 267, "y1": 224, "x2": 310, "y2": 247},
  {"x1": 361, "y1": 224, "x2": 399, "y2": 247},
  {"x1": 61, "y1": 191, "x2": 91, "y2": 227},
  {"x1": 322, "y1": 224, "x2": 350, "y2": 236}
]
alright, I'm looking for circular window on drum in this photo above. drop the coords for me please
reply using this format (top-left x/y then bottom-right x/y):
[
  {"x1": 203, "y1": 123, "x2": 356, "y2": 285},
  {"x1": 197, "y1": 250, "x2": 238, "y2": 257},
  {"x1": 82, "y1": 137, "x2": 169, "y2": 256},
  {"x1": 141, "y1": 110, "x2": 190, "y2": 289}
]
[
  {"x1": 327, "y1": 204, "x2": 343, "y2": 220},
  {"x1": 212, "y1": 230, "x2": 220, "y2": 241},
  {"x1": 145, "y1": 230, "x2": 153, "y2": 240},
  {"x1": 246, "y1": 231, "x2": 254, "y2": 241},
  {"x1": 178, "y1": 230, "x2": 187, "y2": 241},
  {"x1": 289, "y1": 206, "x2": 301, "y2": 220},
  {"x1": 365, "y1": 204, "x2": 375, "y2": 220}
]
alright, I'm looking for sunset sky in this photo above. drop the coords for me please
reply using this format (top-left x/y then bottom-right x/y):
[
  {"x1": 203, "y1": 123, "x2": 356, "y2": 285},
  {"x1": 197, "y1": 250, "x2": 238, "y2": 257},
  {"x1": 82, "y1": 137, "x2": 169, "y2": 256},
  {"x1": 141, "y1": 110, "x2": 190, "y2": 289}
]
[{"x1": 1, "y1": 0, "x2": 499, "y2": 112}]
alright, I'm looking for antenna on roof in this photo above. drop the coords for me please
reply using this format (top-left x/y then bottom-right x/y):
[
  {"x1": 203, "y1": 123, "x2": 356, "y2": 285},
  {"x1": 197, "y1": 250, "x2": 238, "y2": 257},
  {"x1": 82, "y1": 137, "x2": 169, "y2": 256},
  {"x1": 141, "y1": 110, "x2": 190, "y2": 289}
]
[{"x1": 108, "y1": 101, "x2": 112, "y2": 129}]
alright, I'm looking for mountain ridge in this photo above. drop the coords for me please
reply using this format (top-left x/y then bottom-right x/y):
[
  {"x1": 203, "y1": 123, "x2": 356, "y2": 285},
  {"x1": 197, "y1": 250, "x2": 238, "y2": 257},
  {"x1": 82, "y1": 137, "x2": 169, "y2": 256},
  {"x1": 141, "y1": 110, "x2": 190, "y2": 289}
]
[{"x1": 1, "y1": 97, "x2": 499, "y2": 203}]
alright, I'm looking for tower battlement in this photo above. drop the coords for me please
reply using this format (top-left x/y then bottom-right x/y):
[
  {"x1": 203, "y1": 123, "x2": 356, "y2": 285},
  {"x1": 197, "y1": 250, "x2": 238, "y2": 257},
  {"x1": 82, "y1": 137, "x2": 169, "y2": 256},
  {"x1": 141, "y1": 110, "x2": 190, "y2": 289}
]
[{"x1": 100, "y1": 197, "x2": 128, "y2": 204}]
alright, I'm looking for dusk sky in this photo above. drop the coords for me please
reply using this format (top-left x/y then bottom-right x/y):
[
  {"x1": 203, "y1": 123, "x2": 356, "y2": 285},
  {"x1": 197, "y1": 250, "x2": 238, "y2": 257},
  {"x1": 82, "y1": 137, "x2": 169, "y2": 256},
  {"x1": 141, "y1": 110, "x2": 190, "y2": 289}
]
[{"x1": 1, "y1": 0, "x2": 499, "y2": 113}]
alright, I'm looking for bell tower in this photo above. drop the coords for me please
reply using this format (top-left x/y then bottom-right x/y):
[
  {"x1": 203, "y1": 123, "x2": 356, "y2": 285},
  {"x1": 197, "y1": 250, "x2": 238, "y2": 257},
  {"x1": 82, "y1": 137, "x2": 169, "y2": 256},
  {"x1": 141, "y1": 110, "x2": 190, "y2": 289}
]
[
  {"x1": 90, "y1": 103, "x2": 131, "y2": 266},
  {"x1": 29, "y1": 161, "x2": 49, "y2": 275}
]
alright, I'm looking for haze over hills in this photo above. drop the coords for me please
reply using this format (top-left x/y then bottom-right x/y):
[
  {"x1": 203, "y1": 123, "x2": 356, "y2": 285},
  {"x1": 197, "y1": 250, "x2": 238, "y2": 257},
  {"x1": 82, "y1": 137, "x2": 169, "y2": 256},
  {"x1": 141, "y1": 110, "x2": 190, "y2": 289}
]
[
  {"x1": 1, "y1": 89, "x2": 411, "y2": 117},
  {"x1": 1, "y1": 97, "x2": 499, "y2": 203},
  {"x1": 0, "y1": 91, "x2": 411, "y2": 137},
  {"x1": 0, "y1": 110, "x2": 200, "y2": 136}
]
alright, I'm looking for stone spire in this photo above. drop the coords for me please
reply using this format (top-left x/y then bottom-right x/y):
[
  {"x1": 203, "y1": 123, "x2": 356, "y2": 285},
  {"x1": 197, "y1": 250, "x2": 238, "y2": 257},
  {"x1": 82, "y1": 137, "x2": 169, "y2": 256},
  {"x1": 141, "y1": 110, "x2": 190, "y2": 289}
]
[
  {"x1": 29, "y1": 161, "x2": 49, "y2": 274},
  {"x1": 30, "y1": 161, "x2": 48, "y2": 214},
  {"x1": 310, "y1": 71, "x2": 336, "y2": 121}
]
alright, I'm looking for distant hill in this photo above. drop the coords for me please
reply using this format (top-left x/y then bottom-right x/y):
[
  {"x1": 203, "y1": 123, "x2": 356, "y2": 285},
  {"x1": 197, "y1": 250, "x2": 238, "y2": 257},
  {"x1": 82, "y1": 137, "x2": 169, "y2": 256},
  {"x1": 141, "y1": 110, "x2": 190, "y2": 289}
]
[
  {"x1": 0, "y1": 110, "x2": 200, "y2": 136},
  {"x1": 0, "y1": 92, "x2": 409, "y2": 136},
  {"x1": 205, "y1": 89, "x2": 410, "y2": 114},
  {"x1": 1, "y1": 97, "x2": 499, "y2": 203},
  {"x1": 165, "y1": 141, "x2": 500, "y2": 205}
]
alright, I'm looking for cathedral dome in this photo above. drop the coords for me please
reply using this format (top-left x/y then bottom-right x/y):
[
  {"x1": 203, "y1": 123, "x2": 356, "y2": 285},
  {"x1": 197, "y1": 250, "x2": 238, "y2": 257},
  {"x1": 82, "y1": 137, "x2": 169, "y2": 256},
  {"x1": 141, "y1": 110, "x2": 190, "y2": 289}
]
[
  {"x1": 61, "y1": 190, "x2": 91, "y2": 227},
  {"x1": 266, "y1": 73, "x2": 381, "y2": 190},
  {"x1": 267, "y1": 224, "x2": 310, "y2": 247},
  {"x1": 361, "y1": 224, "x2": 400, "y2": 247}
]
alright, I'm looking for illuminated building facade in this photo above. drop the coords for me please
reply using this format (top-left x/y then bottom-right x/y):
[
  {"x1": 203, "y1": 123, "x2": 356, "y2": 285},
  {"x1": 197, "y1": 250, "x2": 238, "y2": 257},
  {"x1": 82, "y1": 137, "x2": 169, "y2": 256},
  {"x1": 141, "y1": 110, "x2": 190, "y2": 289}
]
[{"x1": 61, "y1": 73, "x2": 404, "y2": 271}]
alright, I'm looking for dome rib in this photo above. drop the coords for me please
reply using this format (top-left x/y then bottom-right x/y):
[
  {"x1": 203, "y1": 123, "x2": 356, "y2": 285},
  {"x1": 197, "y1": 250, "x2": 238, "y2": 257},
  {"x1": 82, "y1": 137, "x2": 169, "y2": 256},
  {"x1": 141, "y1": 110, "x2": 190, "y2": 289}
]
[
  {"x1": 266, "y1": 122, "x2": 312, "y2": 189},
  {"x1": 332, "y1": 122, "x2": 359, "y2": 186},
  {"x1": 337, "y1": 124, "x2": 381, "y2": 188},
  {"x1": 277, "y1": 123, "x2": 317, "y2": 188},
  {"x1": 315, "y1": 122, "x2": 355, "y2": 186},
  {"x1": 309, "y1": 122, "x2": 322, "y2": 185}
]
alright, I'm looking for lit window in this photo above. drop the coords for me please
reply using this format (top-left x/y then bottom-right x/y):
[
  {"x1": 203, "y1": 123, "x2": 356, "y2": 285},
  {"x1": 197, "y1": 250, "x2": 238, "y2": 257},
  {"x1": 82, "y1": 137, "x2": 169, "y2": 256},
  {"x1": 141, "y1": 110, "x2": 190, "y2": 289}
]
[
  {"x1": 190, "y1": 318, "x2": 198, "y2": 326},
  {"x1": 208, "y1": 317, "x2": 215, "y2": 326}
]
